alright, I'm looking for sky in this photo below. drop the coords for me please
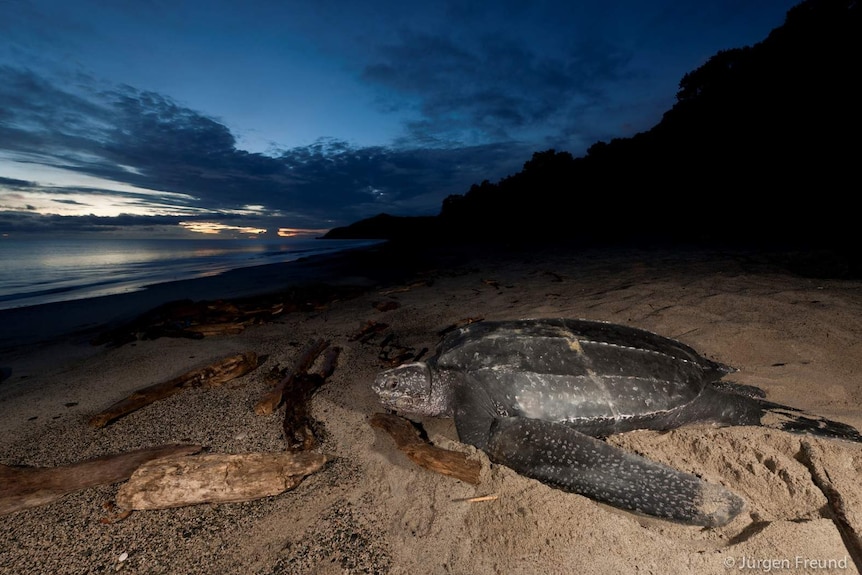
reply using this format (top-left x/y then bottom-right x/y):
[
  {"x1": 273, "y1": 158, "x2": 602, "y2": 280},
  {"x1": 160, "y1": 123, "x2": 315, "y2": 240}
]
[{"x1": 0, "y1": 0, "x2": 800, "y2": 239}]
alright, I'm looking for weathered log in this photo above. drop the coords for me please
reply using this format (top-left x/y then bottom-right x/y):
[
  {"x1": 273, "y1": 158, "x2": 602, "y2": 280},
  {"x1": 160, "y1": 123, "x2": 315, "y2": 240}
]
[
  {"x1": 282, "y1": 374, "x2": 324, "y2": 450},
  {"x1": 282, "y1": 347, "x2": 341, "y2": 451},
  {"x1": 116, "y1": 451, "x2": 327, "y2": 510},
  {"x1": 377, "y1": 332, "x2": 417, "y2": 367},
  {"x1": 142, "y1": 327, "x2": 205, "y2": 341},
  {"x1": 378, "y1": 280, "x2": 431, "y2": 296},
  {"x1": 317, "y1": 346, "x2": 340, "y2": 380},
  {"x1": 370, "y1": 413, "x2": 481, "y2": 485},
  {"x1": 263, "y1": 364, "x2": 285, "y2": 386},
  {"x1": 373, "y1": 300, "x2": 400, "y2": 312},
  {"x1": 254, "y1": 339, "x2": 328, "y2": 415},
  {"x1": 348, "y1": 320, "x2": 389, "y2": 342},
  {"x1": 237, "y1": 302, "x2": 284, "y2": 320},
  {"x1": 94, "y1": 286, "x2": 364, "y2": 346},
  {"x1": 89, "y1": 352, "x2": 260, "y2": 428},
  {"x1": 378, "y1": 348, "x2": 415, "y2": 367},
  {"x1": 183, "y1": 322, "x2": 245, "y2": 336},
  {"x1": 0, "y1": 444, "x2": 202, "y2": 516}
]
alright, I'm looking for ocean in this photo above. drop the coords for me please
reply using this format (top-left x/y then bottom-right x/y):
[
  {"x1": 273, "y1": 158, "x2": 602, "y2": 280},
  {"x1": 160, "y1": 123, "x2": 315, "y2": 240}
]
[{"x1": 0, "y1": 237, "x2": 381, "y2": 310}]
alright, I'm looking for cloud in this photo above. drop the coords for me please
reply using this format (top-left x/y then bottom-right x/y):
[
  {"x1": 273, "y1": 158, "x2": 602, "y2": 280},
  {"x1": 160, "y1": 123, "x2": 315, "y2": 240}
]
[
  {"x1": 0, "y1": 66, "x2": 528, "y2": 234},
  {"x1": 51, "y1": 198, "x2": 91, "y2": 206},
  {"x1": 361, "y1": 30, "x2": 636, "y2": 146},
  {"x1": 0, "y1": 176, "x2": 37, "y2": 192},
  {"x1": 0, "y1": 210, "x2": 185, "y2": 234},
  {"x1": 277, "y1": 138, "x2": 528, "y2": 220}
]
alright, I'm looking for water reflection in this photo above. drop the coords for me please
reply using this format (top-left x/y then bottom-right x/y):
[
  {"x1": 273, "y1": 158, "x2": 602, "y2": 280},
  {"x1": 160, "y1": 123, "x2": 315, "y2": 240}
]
[{"x1": 0, "y1": 238, "x2": 382, "y2": 309}]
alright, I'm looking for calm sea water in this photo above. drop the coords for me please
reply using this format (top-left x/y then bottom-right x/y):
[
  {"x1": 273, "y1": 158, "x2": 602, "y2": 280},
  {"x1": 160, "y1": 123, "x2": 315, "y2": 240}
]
[{"x1": 0, "y1": 237, "x2": 381, "y2": 310}]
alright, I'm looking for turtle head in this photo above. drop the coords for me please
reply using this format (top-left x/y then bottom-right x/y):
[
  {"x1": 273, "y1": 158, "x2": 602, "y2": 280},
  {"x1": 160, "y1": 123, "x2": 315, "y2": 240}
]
[{"x1": 373, "y1": 361, "x2": 450, "y2": 417}]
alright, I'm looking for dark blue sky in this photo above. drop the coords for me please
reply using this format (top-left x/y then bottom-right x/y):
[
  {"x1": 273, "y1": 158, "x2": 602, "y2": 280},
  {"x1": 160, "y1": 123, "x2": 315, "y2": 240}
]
[{"x1": 0, "y1": 0, "x2": 799, "y2": 238}]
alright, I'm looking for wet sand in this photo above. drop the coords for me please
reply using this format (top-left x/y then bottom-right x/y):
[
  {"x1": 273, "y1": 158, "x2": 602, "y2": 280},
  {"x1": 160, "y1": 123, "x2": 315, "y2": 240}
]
[{"x1": 1, "y1": 244, "x2": 860, "y2": 574}]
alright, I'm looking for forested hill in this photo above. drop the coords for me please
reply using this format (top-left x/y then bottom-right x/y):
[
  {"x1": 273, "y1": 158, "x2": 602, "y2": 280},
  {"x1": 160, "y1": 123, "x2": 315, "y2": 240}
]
[{"x1": 325, "y1": 0, "x2": 860, "y2": 248}]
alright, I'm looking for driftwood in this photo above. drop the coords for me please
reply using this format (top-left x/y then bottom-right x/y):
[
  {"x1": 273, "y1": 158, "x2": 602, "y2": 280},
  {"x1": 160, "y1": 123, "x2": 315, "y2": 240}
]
[
  {"x1": 378, "y1": 344, "x2": 416, "y2": 367},
  {"x1": 379, "y1": 280, "x2": 431, "y2": 296},
  {"x1": 89, "y1": 352, "x2": 260, "y2": 428},
  {"x1": 373, "y1": 300, "x2": 400, "y2": 312},
  {"x1": 349, "y1": 320, "x2": 389, "y2": 342},
  {"x1": 376, "y1": 332, "x2": 430, "y2": 367},
  {"x1": 375, "y1": 331, "x2": 426, "y2": 367},
  {"x1": 183, "y1": 322, "x2": 246, "y2": 336},
  {"x1": 370, "y1": 413, "x2": 481, "y2": 485},
  {"x1": 283, "y1": 347, "x2": 341, "y2": 451},
  {"x1": 0, "y1": 444, "x2": 202, "y2": 515},
  {"x1": 255, "y1": 340, "x2": 328, "y2": 415},
  {"x1": 115, "y1": 451, "x2": 327, "y2": 510},
  {"x1": 93, "y1": 286, "x2": 365, "y2": 346},
  {"x1": 281, "y1": 374, "x2": 323, "y2": 450}
]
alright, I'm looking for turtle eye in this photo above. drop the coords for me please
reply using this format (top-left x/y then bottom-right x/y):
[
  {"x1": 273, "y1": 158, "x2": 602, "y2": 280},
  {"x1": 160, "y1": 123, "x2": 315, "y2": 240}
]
[{"x1": 387, "y1": 378, "x2": 399, "y2": 390}]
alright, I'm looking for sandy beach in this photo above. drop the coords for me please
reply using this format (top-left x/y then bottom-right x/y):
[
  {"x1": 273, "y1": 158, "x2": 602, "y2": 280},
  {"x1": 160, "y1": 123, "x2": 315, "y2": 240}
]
[{"x1": 1, "y1": 243, "x2": 861, "y2": 574}]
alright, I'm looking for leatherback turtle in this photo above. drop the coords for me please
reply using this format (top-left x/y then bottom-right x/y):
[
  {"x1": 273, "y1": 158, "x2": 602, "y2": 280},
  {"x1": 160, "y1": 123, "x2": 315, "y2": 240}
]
[{"x1": 373, "y1": 318, "x2": 862, "y2": 527}]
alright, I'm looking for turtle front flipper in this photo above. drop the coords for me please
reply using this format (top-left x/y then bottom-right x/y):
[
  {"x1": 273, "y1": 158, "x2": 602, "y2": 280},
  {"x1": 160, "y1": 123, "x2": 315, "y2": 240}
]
[{"x1": 486, "y1": 417, "x2": 745, "y2": 527}]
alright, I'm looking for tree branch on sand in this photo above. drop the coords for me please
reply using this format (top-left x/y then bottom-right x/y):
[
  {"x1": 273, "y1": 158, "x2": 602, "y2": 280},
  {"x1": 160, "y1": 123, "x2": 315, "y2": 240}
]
[
  {"x1": 0, "y1": 444, "x2": 202, "y2": 516},
  {"x1": 370, "y1": 413, "x2": 481, "y2": 485},
  {"x1": 283, "y1": 346, "x2": 341, "y2": 451},
  {"x1": 89, "y1": 352, "x2": 260, "y2": 428},
  {"x1": 254, "y1": 340, "x2": 328, "y2": 416}
]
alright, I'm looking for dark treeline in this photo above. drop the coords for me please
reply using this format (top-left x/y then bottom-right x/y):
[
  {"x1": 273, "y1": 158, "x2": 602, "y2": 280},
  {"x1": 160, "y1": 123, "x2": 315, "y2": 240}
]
[{"x1": 326, "y1": 0, "x2": 860, "y2": 249}]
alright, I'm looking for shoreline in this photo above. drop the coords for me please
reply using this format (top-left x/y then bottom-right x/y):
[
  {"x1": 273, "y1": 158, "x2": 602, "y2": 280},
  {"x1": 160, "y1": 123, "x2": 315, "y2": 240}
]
[
  {"x1": 1, "y1": 240, "x2": 855, "y2": 353},
  {"x1": 0, "y1": 237, "x2": 386, "y2": 312},
  {"x1": 0, "y1": 241, "x2": 401, "y2": 352}
]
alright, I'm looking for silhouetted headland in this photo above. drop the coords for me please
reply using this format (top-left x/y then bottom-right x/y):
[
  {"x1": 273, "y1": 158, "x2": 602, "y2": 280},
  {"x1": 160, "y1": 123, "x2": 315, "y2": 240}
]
[{"x1": 325, "y1": 0, "x2": 860, "y2": 275}]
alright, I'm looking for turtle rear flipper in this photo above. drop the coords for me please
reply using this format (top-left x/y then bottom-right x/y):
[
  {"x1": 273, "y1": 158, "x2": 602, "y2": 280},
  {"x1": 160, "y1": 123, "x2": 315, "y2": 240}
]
[
  {"x1": 756, "y1": 399, "x2": 862, "y2": 442},
  {"x1": 486, "y1": 417, "x2": 745, "y2": 527}
]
